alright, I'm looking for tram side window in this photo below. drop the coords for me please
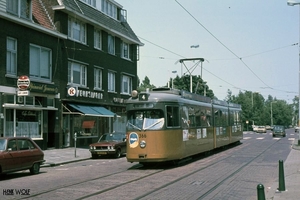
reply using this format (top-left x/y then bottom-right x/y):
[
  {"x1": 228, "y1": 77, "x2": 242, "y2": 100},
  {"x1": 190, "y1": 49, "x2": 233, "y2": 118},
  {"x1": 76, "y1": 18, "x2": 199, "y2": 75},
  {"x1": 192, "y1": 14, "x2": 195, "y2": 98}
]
[
  {"x1": 229, "y1": 111, "x2": 234, "y2": 126},
  {"x1": 166, "y1": 106, "x2": 179, "y2": 127},
  {"x1": 235, "y1": 111, "x2": 241, "y2": 124},
  {"x1": 180, "y1": 106, "x2": 189, "y2": 128},
  {"x1": 222, "y1": 110, "x2": 228, "y2": 126},
  {"x1": 188, "y1": 106, "x2": 195, "y2": 128},
  {"x1": 214, "y1": 109, "x2": 220, "y2": 126},
  {"x1": 200, "y1": 110, "x2": 209, "y2": 127}
]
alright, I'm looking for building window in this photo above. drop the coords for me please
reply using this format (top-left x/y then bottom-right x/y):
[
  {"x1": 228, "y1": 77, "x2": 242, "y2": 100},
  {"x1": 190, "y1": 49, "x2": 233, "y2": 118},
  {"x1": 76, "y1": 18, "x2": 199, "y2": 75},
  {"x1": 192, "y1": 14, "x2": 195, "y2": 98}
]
[
  {"x1": 5, "y1": 109, "x2": 42, "y2": 138},
  {"x1": 108, "y1": 71, "x2": 115, "y2": 92},
  {"x1": 121, "y1": 41, "x2": 129, "y2": 59},
  {"x1": 68, "y1": 17, "x2": 86, "y2": 44},
  {"x1": 81, "y1": 0, "x2": 96, "y2": 7},
  {"x1": 6, "y1": 0, "x2": 32, "y2": 20},
  {"x1": 6, "y1": 37, "x2": 17, "y2": 76},
  {"x1": 121, "y1": 75, "x2": 132, "y2": 94},
  {"x1": 94, "y1": 29, "x2": 102, "y2": 50},
  {"x1": 94, "y1": 67, "x2": 102, "y2": 90},
  {"x1": 68, "y1": 61, "x2": 87, "y2": 87},
  {"x1": 108, "y1": 34, "x2": 115, "y2": 55},
  {"x1": 29, "y1": 44, "x2": 52, "y2": 81},
  {"x1": 101, "y1": 0, "x2": 117, "y2": 19}
]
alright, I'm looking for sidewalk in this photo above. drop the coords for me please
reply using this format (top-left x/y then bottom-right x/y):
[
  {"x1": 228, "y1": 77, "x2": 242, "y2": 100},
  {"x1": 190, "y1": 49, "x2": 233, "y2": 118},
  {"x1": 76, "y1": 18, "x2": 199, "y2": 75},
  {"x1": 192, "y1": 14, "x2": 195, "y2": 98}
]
[
  {"x1": 41, "y1": 147, "x2": 91, "y2": 167},
  {"x1": 266, "y1": 138, "x2": 300, "y2": 200}
]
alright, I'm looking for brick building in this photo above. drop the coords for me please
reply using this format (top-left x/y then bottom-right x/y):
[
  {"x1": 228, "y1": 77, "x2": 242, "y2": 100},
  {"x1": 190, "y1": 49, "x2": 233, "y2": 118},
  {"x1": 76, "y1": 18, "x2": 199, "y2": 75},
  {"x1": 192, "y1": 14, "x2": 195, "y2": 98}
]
[{"x1": 0, "y1": 0, "x2": 142, "y2": 149}]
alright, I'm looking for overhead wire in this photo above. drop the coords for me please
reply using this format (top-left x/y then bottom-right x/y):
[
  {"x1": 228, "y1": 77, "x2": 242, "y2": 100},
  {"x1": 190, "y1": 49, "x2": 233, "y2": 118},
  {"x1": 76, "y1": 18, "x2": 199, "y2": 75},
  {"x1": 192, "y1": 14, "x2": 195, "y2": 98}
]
[{"x1": 174, "y1": 0, "x2": 273, "y2": 89}]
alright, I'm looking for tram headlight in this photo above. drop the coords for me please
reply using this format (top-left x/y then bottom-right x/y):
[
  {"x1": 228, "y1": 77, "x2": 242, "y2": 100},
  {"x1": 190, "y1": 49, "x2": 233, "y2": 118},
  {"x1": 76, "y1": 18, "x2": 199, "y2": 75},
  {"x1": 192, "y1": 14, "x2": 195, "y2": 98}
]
[
  {"x1": 140, "y1": 140, "x2": 146, "y2": 148},
  {"x1": 131, "y1": 90, "x2": 138, "y2": 98}
]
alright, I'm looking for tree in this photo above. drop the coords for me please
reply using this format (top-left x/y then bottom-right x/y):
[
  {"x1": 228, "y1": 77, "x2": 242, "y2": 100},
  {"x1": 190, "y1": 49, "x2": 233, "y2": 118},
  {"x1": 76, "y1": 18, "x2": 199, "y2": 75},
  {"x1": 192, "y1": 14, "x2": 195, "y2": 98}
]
[
  {"x1": 137, "y1": 76, "x2": 156, "y2": 92},
  {"x1": 171, "y1": 75, "x2": 214, "y2": 98}
]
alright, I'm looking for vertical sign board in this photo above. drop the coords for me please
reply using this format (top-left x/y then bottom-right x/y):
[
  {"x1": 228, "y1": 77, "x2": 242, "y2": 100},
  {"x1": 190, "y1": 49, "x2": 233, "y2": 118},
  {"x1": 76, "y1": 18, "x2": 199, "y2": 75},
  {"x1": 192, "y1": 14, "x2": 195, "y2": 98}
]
[{"x1": 17, "y1": 75, "x2": 30, "y2": 96}]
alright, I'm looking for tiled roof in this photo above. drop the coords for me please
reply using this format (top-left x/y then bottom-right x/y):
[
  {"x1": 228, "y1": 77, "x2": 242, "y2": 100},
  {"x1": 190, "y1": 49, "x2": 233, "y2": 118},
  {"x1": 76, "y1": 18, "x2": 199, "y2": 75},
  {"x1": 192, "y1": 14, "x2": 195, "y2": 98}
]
[
  {"x1": 58, "y1": 0, "x2": 142, "y2": 45},
  {"x1": 32, "y1": 0, "x2": 56, "y2": 30}
]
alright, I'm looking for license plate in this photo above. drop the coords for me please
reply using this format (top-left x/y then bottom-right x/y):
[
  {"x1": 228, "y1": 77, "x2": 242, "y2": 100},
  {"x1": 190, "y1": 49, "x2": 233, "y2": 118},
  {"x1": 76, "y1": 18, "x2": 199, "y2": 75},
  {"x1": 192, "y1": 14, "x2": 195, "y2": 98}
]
[{"x1": 97, "y1": 152, "x2": 107, "y2": 155}]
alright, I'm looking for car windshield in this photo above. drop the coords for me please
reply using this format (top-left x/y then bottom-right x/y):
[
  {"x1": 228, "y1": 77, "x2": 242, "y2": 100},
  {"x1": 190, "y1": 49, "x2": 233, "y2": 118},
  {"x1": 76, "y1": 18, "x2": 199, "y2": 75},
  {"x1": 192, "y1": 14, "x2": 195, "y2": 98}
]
[
  {"x1": 0, "y1": 139, "x2": 7, "y2": 151},
  {"x1": 274, "y1": 126, "x2": 284, "y2": 131},
  {"x1": 127, "y1": 110, "x2": 165, "y2": 131},
  {"x1": 98, "y1": 133, "x2": 124, "y2": 142}
]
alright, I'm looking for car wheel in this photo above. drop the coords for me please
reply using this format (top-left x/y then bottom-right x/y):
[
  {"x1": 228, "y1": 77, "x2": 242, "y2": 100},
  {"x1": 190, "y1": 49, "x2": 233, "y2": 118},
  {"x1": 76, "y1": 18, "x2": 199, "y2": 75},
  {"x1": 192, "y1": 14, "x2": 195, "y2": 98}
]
[
  {"x1": 272, "y1": 134, "x2": 275, "y2": 137},
  {"x1": 91, "y1": 154, "x2": 98, "y2": 159},
  {"x1": 115, "y1": 149, "x2": 121, "y2": 158},
  {"x1": 283, "y1": 134, "x2": 286, "y2": 137},
  {"x1": 30, "y1": 163, "x2": 40, "y2": 175}
]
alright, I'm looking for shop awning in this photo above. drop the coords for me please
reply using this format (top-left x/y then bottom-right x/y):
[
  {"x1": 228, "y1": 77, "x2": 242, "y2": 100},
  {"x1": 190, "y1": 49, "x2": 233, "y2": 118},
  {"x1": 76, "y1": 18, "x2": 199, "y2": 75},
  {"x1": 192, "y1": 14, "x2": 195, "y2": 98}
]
[
  {"x1": 68, "y1": 104, "x2": 115, "y2": 117},
  {"x1": 82, "y1": 121, "x2": 95, "y2": 128}
]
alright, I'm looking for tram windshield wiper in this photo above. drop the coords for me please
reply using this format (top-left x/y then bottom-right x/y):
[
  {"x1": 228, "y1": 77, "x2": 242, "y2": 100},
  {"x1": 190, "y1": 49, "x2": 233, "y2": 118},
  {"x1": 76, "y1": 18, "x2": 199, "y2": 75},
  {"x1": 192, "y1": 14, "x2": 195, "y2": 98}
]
[
  {"x1": 127, "y1": 122, "x2": 142, "y2": 131},
  {"x1": 143, "y1": 118, "x2": 164, "y2": 131}
]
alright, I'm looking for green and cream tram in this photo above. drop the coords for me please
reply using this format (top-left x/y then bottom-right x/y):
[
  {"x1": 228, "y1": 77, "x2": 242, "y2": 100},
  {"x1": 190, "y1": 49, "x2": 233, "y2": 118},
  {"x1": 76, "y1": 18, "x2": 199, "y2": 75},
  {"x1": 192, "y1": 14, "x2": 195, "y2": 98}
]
[{"x1": 126, "y1": 88, "x2": 242, "y2": 164}]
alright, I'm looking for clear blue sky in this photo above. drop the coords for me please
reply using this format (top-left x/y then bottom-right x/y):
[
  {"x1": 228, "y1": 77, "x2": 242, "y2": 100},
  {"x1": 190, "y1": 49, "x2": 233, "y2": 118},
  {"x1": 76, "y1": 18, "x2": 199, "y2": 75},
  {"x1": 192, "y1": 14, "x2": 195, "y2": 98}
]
[{"x1": 121, "y1": 0, "x2": 299, "y2": 103}]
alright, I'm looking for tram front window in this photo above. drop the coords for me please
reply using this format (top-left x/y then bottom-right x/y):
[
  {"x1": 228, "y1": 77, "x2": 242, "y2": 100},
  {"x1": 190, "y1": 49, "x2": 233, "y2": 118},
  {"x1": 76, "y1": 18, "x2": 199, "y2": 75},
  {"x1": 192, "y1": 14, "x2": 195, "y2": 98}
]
[{"x1": 127, "y1": 110, "x2": 164, "y2": 131}]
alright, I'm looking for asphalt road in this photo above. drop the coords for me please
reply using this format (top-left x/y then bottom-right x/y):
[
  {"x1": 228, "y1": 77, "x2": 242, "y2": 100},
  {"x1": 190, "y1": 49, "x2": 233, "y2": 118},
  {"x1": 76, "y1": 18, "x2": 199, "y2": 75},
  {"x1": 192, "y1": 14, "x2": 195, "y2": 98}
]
[{"x1": 0, "y1": 130, "x2": 294, "y2": 200}]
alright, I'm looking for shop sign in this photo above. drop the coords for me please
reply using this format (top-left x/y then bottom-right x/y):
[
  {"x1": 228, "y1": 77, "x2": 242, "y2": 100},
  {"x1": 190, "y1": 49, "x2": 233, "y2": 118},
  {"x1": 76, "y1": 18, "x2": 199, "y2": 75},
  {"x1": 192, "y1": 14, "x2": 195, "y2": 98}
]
[
  {"x1": 17, "y1": 75, "x2": 30, "y2": 96},
  {"x1": 17, "y1": 90, "x2": 30, "y2": 96},
  {"x1": 29, "y1": 82, "x2": 58, "y2": 94},
  {"x1": 17, "y1": 75, "x2": 30, "y2": 90},
  {"x1": 67, "y1": 86, "x2": 103, "y2": 99},
  {"x1": 113, "y1": 97, "x2": 125, "y2": 104}
]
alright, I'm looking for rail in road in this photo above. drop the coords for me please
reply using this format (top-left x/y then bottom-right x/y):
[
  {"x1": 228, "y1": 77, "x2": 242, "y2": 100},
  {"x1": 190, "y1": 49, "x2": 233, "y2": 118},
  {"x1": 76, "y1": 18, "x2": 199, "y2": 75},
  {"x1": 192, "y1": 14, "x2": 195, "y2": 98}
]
[{"x1": 2, "y1": 131, "x2": 294, "y2": 200}]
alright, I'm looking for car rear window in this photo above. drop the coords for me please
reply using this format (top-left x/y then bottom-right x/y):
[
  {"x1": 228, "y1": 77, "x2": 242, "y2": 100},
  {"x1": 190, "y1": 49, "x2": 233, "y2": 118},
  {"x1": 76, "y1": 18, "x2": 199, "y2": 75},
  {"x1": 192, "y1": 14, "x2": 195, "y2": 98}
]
[{"x1": 0, "y1": 139, "x2": 6, "y2": 150}]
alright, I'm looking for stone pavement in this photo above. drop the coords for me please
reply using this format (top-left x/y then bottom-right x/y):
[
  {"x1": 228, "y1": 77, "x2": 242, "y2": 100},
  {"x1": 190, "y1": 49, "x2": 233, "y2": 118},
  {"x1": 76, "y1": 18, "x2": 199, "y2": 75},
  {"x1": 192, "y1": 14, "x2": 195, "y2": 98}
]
[
  {"x1": 41, "y1": 135, "x2": 300, "y2": 199},
  {"x1": 41, "y1": 147, "x2": 91, "y2": 167}
]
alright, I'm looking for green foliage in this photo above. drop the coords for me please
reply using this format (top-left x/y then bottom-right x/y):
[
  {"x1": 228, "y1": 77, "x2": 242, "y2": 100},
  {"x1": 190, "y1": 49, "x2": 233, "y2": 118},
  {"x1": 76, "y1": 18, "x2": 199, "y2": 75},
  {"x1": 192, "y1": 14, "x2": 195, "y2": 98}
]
[
  {"x1": 137, "y1": 76, "x2": 156, "y2": 92},
  {"x1": 171, "y1": 75, "x2": 214, "y2": 98},
  {"x1": 137, "y1": 76, "x2": 296, "y2": 130},
  {"x1": 229, "y1": 90, "x2": 295, "y2": 130}
]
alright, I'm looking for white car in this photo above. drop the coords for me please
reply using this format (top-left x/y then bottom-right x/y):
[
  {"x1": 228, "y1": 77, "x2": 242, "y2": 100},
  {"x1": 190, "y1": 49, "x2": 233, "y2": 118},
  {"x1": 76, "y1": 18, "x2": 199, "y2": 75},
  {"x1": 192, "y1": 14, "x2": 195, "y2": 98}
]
[
  {"x1": 252, "y1": 125, "x2": 258, "y2": 132},
  {"x1": 256, "y1": 126, "x2": 266, "y2": 133}
]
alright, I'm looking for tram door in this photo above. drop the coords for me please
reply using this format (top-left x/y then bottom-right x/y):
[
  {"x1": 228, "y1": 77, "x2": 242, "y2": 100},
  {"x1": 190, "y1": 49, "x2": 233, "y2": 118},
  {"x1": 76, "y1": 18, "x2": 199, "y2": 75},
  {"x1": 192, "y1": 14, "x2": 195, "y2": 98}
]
[{"x1": 63, "y1": 115, "x2": 70, "y2": 147}]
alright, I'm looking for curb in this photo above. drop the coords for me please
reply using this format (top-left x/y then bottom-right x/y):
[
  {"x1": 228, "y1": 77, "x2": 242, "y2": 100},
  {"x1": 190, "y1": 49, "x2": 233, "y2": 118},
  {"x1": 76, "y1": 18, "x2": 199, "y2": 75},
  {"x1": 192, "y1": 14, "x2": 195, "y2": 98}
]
[{"x1": 41, "y1": 158, "x2": 91, "y2": 168}]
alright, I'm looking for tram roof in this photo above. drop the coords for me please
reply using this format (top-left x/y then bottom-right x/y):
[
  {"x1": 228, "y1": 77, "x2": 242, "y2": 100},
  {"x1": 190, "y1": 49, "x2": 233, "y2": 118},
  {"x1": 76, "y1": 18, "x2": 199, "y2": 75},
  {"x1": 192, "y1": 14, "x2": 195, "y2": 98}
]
[{"x1": 126, "y1": 88, "x2": 241, "y2": 109}]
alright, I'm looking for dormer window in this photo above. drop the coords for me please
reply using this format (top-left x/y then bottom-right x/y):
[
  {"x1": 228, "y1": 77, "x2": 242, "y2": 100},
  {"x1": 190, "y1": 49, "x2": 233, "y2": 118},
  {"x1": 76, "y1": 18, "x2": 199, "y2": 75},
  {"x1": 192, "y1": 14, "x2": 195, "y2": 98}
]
[
  {"x1": 101, "y1": 0, "x2": 117, "y2": 20},
  {"x1": 7, "y1": 0, "x2": 32, "y2": 20},
  {"x1": 68, "y1": 17, "x2": 86, "y2": 44},
  {"x1": 81, "y1": 0, "x2": 96, "y2": 7}
]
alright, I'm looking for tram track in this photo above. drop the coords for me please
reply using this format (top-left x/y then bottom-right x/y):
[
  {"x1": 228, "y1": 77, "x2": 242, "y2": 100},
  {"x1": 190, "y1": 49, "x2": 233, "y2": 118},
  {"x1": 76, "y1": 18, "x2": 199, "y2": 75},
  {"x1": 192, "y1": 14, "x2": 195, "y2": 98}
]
[{"x1": 19, "y1": 137, "x2": 279, "y2": 200}]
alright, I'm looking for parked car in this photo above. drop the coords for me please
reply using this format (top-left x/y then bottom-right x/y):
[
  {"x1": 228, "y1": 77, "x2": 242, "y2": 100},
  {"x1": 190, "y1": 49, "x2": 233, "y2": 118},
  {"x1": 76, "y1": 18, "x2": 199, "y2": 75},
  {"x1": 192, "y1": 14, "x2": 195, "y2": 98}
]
[
  {"x1": 272, "y1": 125, "x2": 286, "y2": 137},
  {"x1": 265, "y1": 125, "x2": 272, "y2": 130},
  {"x1": 256, "y1": 126, "x2": 266, "y2": 133},
  {"x1": 295, "y1": 126, "x2": 299, "y2": 133},
  {"x1": 89, "y1": 132, "x2": 126, "y2": 159},
  {"x1": 0, "y1": 137, "x2": 45, "y2": 175},
  {"x1": 252, "y1": 125, "x2": 258, "y2": 132}
]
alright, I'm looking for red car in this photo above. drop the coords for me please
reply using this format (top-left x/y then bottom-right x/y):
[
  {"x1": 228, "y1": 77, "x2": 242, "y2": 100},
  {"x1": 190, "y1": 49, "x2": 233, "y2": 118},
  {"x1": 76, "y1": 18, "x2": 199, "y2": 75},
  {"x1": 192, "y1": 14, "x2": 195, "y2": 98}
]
[
  {"x1": 0, "y1": 137, "x2": 45, "y2": 175},
  {"x1": 89, "y1": 132, "x2": 126, "y2": 159}
]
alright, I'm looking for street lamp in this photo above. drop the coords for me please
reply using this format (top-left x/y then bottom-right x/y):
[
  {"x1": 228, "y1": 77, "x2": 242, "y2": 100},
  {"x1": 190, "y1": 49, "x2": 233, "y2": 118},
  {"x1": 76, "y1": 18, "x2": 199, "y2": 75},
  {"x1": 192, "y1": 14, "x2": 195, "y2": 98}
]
[
  {"x1": 171, "y1": 70, "x2": 177, "y2": 89},
  {"x1": 251, "y1": 91, "x2": 259, "y2": 125},
  {"x1": 271, "y1": 101, "x2": 277, "y2": 126},
  {"x1": 287, "y1": 0, "x2": 300, "y2": 143}
]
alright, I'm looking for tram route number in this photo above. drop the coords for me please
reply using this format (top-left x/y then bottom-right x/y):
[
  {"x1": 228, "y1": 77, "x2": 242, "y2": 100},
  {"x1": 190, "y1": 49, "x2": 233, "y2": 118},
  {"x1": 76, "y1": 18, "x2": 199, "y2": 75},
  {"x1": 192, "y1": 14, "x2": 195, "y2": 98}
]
[{"x1": 139, "y1": 133, "x2": 146, "y2": 138}]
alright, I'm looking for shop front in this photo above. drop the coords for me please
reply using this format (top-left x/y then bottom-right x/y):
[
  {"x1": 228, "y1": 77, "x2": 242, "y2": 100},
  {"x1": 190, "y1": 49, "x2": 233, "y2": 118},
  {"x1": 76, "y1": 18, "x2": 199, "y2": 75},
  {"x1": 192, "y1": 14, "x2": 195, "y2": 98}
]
[
  {"x1": 61, "y1": 86, "x2": 127, "y2": 148},
  {"x1": 62, "y1": 103, "x2": 116, "y2": 147},
  {"x1": 0, "y1": 77, "x2": 59, "y2": 150}
]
